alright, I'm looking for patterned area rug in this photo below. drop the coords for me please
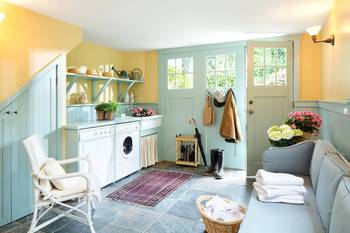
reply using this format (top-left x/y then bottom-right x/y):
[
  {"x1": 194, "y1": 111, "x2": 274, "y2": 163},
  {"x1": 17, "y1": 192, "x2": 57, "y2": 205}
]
[{"x1": 107, "y1": 170, "x2": 193, "y2": 207}]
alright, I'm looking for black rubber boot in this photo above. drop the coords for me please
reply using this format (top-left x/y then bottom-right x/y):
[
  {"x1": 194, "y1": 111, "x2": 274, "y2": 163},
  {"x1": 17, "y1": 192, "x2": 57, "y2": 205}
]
[
  {"x1": 202, "y1": 150, "x2": 218, "y2": 176},
  {"x1": 214, "y1": 151, "x2": 224, "y2": 179}
]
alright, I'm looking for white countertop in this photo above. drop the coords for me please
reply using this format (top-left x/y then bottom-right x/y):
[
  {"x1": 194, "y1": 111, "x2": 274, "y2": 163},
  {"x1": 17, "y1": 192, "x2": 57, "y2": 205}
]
[{"x1": 65, "y1": 115, "x2": 163, "y2": 130}]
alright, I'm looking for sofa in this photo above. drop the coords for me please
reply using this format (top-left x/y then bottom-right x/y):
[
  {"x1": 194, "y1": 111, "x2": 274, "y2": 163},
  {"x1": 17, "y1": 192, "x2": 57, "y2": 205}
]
[{"x1": 239, "y1": 140, "x2": 350, "y2": 233}]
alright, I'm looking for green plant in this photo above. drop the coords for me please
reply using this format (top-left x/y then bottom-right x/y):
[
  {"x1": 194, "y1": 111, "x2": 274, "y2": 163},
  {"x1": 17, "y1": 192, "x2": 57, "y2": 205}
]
[
  {"x1": 95, "y1": 102, "x2": 109, "y2": 112},
  {"x1": 95, "y1": 101, "x2": 118, "y2": 113},
  {"x1": 104, "y1": 101, "x2": 118, "y2": 113}
]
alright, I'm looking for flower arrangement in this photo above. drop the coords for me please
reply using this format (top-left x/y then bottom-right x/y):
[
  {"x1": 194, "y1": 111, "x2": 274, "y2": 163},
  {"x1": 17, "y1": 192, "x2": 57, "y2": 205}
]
[
  {"x1": 267, "y1": 124, "x2": 304, "y2": 147},
  {"x1": 285, "y1": 111, "x2": 322, "y2": 134},
  {"x1": 131, "y1": 107, "x2": 156, "y2": 117}
]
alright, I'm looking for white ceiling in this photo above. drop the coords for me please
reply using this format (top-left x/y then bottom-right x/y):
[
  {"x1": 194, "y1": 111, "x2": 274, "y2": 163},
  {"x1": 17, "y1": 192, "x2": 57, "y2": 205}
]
[{"x1": 6, "y1": 0, "x2": 333, "y2": 51}]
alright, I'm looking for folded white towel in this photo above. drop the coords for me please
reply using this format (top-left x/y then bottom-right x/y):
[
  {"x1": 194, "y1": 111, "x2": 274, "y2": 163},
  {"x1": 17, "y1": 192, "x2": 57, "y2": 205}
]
[
  {"x1": 256, "y1": 169, "x2": 304, "y2": 186},
  {"x1": 256, "y1": 192, "x2": 304, "y2": 204},
  {"x1": 253, "y1": 182, "x2": 307, "y2": 199}
]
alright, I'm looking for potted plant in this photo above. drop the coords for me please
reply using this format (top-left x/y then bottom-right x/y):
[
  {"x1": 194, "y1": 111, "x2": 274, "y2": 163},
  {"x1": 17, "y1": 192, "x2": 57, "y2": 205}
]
[
  {"x1": 267, "y1": 124, "x2": 304, "y2": 147},
  {"x1": 285, "y1": 111, "x2": 322, "y2": 139},
  {"x1": 95, "y1": 102, "x2": 108, "y2": 121},
  {"x1": 104, "y1": 102, "x2": 118, "y2": 120}
]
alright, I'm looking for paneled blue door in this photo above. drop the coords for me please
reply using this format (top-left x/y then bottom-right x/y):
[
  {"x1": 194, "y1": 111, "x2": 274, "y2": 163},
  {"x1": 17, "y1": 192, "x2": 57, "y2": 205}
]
[{"x1": 159, "y1": 43, "x2": 247, "y2": 169}]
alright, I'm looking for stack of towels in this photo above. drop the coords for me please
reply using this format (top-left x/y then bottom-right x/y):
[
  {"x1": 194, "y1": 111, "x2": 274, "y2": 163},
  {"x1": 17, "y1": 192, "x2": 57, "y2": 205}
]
[{"x1": 253, "y1": 169, "x2": 307, "y2": 204}]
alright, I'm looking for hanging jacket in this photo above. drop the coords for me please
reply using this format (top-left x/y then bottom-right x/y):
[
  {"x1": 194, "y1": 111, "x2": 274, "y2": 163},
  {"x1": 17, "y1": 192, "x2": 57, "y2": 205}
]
[{"x1": 219, "y1": 89, "x2": 242, "y2": 143}]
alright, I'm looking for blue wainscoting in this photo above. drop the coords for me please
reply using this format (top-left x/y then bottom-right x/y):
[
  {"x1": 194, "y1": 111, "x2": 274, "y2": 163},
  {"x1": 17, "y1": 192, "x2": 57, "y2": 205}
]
[
  {"x1": 294, "y1": 101, "x2": 350, "y2": 161},
  {"x1": 67, "y1": 103, "x2": 159, "y2": 123}
]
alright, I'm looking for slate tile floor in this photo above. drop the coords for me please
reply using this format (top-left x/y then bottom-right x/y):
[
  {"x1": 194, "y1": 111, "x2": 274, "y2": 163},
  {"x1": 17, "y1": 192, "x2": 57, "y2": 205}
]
[{"x1": 0, "y1": 161, "x2": 253, "y2": 233}]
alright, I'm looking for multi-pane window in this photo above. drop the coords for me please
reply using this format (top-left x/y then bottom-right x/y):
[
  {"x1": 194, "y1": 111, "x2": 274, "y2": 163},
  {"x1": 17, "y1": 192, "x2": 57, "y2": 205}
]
[
  {"x1": 253, "y1": 48, "x2": 287, "y2": 86},
  {"x1": 167, "y1": 57, "x2": 193, "y2": 89},
  {"x1": 206, "y1": 53, "x2": 236, "y2": 88}
]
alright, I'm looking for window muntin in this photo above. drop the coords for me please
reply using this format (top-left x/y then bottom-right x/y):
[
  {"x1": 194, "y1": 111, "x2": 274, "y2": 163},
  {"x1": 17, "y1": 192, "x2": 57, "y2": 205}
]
[
  {"x1": 167, "y1": 57, "x2": 193, "y2": 89},
  {"x1": 253, "y1": 48, "x2": 287, "y2": 86},
  {"x1": 206, "y1": 53, "x2": 236, "y2": 88}
]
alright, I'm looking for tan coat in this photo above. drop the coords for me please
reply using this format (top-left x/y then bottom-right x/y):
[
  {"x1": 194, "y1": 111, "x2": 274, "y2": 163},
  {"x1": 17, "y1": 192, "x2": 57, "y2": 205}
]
[{"x1": 220, "y1": 89, "x2": 242, "y2": 142}]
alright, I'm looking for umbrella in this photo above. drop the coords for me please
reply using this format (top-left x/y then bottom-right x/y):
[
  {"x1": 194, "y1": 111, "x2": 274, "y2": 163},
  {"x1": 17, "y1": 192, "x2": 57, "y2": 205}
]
[{"x1": 189, "y1": 118, "x2": 207, "y2": 166}]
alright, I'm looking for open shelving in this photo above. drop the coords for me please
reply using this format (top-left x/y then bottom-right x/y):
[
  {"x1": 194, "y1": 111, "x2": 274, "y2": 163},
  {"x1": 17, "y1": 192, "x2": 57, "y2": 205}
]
[{"x1": 66, "y1": 73, "x2": 143, "y2": 104}]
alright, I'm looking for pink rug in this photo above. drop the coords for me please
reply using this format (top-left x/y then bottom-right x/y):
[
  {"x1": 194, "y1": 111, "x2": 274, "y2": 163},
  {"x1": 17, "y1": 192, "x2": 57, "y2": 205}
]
[{"x1": 107, "y1": 170, "x2": 192, "y2": 206}]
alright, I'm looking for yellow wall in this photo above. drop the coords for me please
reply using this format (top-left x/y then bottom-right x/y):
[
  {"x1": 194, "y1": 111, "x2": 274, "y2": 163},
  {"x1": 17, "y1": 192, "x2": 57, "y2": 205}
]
[
  {"x1": 0, "y1": 2, "x2": 82, "y2": 102},
  {"x1": 124, "y1": 51, "x2": 158, "y2": 103},
  {"x1": 66, "y1": 42, "x2": 158, "y2": 103},
  {"x1": 300, "y1": 34, "x2": 322, "y2": 100},
  {"x1": 320, "y1": 0, "x2": 350, "y2": 100}
]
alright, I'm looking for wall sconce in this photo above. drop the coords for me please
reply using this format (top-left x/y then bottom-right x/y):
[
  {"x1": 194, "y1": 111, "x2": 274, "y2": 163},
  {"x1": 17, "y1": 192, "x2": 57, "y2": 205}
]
[
  {"x1": 0, "y1": 12, "x2": 6, "y2": 23},
  {"x1": 306, "y1": 25, "x2": 335, "y2": 46}
]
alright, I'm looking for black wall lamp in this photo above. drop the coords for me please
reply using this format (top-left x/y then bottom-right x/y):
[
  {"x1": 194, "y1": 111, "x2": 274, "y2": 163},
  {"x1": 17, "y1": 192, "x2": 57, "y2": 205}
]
[{"x1": 307, "y1": 25, "x2": 335, "y2": 46}]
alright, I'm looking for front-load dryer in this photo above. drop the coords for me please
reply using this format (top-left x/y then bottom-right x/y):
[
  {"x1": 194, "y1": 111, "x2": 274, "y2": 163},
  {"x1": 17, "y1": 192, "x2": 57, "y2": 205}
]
[{"x1": 115, "y1": 122, "x2": 140, "y2": 181}]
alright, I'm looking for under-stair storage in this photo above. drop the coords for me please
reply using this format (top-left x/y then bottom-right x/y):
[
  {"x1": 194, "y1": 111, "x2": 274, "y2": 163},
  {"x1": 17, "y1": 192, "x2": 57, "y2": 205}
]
[{"x1": 0, "y1": 57, "x2": 61, "y2": 227}]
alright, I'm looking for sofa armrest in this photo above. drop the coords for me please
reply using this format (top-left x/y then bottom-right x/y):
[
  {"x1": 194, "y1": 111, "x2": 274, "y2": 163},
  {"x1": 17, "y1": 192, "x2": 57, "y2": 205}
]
[{"x1": 262, "y1": 140, "x2": 315, "y2": 175}]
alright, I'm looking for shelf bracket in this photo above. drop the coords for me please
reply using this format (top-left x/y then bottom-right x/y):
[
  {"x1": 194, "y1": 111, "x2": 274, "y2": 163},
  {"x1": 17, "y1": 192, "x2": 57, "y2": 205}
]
[
  {"x1": 118, "y1": 81, "x2": 136, "y2": 102},
  {"x1": 93, "y1": 79, "x2": 113, "y2": 103},
  {"x1": 66, "y1": 78, "x2": 78, "y2": 93}
]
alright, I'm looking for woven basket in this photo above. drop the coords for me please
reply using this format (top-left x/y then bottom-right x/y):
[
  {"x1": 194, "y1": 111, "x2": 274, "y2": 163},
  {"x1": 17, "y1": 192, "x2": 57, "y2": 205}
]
[{"x1": 196, "y1": 195, "x2": 246, "y2": 233}]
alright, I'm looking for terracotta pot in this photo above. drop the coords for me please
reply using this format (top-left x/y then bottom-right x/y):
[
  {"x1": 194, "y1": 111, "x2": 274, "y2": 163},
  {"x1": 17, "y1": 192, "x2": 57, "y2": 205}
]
[
  {"x1": 104, "y1": 112, "x2": 115, "y2": 120},
  {"x1": 96, "y1": 111, "x2": 104, "y2": 121},
  {"x1": 302, "y1": 131, "x2": 313, "y2": 140}
]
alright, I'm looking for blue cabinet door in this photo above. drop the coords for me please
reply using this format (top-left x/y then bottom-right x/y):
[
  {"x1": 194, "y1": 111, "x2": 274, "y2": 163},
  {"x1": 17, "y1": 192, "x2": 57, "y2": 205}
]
[
  {"x1": 0, "y1": 107, "x2": 12, "y2": 226},
  {"x1": 11, "y1": 91, "x2": 34, "y2": 220}
]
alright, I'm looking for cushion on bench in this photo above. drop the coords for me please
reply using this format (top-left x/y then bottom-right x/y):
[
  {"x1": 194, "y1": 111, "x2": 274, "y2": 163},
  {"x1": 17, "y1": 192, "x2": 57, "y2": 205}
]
[
  {"x1": 329, "y1": 177, "x2": 350, "y2": 233},
  {"x1": 238, "y1": 177, "x2": 325, "y2": 233},
  {"x1": 316, "y1": 153, "x2": 350, "y2": 233},
  {"x1": 310, "y1": 140, "x2": 337, "y2": 191}
]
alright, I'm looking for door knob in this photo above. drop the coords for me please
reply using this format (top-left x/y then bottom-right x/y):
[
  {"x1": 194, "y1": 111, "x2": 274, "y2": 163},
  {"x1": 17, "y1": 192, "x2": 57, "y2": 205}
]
[
  {"x1": 248, "y1": 110, "x2": 254, "y2": 115},
  {"x1": 249, "y1": 100, "x2": 254, "y2": 105}
]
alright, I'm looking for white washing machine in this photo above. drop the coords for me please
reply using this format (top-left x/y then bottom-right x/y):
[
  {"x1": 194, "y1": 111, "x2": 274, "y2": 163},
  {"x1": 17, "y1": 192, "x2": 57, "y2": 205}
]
[
  {"x1": 115, "y1": 122, "x2": 140, "y2": 181},
  {"x1": 78, "y1": 126, "x2": 115, "y2": 187}
]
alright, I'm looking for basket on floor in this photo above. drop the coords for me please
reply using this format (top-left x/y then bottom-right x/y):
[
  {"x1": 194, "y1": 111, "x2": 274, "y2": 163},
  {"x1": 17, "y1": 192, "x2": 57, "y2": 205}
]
[{"x1": 196, "y1": 195, "x2": 246, "y2": 233}]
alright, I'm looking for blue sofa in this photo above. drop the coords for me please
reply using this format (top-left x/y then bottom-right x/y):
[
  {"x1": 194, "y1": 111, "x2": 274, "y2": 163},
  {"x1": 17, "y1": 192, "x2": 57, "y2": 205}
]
[{"x1": 239, "y1": 140, "x2": 350, "y2": 233}]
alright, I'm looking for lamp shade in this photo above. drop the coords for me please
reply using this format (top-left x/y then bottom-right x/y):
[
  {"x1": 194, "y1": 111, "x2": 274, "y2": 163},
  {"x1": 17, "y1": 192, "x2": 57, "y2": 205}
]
[
  {"x1": 306, "y1": 25, "x2": 322, "y2": 36},
  {"x1": 0, "y1": 12, "x2": 6, "y2": 23}
]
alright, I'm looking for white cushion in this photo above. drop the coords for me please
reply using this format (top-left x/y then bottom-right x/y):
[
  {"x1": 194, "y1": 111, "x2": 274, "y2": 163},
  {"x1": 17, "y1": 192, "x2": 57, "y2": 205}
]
[
  {"x1": 41, "y1": 158, "x2": 87, "y2": 191},
  {"x1": 37, "y1": 170, "x2": 53, "y2": 193},
  {"x1": 51, "y1": 177, "x2": 87, "y2": 198}
]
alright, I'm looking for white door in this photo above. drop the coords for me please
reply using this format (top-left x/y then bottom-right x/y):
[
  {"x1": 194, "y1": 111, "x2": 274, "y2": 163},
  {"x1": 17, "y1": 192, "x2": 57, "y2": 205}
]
[{"x1": 247, "y1": 41, "x2": 293, "y2": 175}]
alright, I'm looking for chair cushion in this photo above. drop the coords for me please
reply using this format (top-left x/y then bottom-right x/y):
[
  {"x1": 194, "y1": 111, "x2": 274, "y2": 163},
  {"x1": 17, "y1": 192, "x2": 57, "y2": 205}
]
[
  {"x1": 238, "y1": 177, "x2": 325, "y2": 233},
  {"x1": 329, "y1": 177, "x2": 350, "y2": 233},
  {"x1": 37, "y1": 170, "x2": 53, "y2": 193},
  {"x1": 310, "y1": 140, "x2": 337, "y2": 191},
  {"x1": 51, "y1": 177, "x2": 87, "y2": 198},
  {"x1": 41, "y1": 158, "x2": 87, "y2": 192},
  {"x1": 315, "y1": 153, "x2": 350, "y2": 233}
]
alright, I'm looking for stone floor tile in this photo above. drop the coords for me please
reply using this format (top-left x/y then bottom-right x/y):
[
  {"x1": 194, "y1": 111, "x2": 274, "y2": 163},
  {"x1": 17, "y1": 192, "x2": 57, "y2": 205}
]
[{"x1": 145, "y1": 214, "x2": 196, "y2": 233}]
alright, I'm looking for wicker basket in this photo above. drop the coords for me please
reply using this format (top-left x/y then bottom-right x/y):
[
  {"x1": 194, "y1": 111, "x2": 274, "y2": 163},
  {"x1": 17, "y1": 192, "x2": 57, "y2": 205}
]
[{"x1": 196, "y1": 195, "x2": 246, "y2": 233}]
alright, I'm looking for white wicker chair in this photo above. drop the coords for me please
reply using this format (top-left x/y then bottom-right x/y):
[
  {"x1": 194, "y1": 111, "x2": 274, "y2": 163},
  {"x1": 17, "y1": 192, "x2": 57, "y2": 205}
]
[{"x1": 23, "y1": 135, "x2": 96, "y2": 233}]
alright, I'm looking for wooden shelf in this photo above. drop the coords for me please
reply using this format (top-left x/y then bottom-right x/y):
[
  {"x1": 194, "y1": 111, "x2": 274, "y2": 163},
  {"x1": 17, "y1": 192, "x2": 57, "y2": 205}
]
[
  {"x1": 66, "y1": 73, "x2": 143, "y2": 104},
  {"x1": 66, "y1": 73, "x2": 143, "y2": 84}
]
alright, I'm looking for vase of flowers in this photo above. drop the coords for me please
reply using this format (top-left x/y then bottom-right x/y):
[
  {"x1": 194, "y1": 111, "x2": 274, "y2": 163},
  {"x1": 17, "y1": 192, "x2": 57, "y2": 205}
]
[
  {"x1": 284, "y1": 111, "x2": 322, "y2": 139},
  {"x1": 131, "y1": 107, "x2": 156, "y2": 117},
  {"x1": 267, "y1": 124, "x2": 304, "y2": 147}
]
